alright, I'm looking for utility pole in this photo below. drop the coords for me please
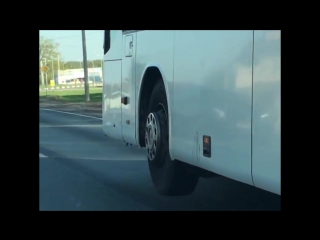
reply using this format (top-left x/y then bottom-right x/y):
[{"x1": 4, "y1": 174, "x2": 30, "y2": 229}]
[
  {"x1": 44, "y1": 58, "x2": 48, "y2": 96},
  {"x1": 40, "y1": 59, "x2": 44, "y2": 85},
  {"x1": 82, "y1": 30, "x2": 90, "y2": 101},
  {"x1": 92, "y1": 60, "x2": 95, "y2": 85},
  {"x1": 40, "y1": 47, "x2": 44, "y2": 85},
  {"x1": 51, "y1": 57, "x2": 54, "y2": 83},
  {"x1": 57, "y1": 54, "x2": 60, "y2": 84}
]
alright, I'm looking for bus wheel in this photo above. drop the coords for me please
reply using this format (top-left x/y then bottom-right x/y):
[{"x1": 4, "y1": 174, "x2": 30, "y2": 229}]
[{"x1": 145, "y1": 79, "x2": 199, "y2": 196}]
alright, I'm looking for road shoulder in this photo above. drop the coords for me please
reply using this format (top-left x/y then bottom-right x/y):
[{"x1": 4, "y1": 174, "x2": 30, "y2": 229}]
[{"x1": 40, "y1": 97, "x2": 102, "y2": 118}]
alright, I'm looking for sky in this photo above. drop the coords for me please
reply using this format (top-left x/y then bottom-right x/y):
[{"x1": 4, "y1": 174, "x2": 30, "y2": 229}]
[{"x1": 40, "y1": 30, "x2": 104, "y2": 61}]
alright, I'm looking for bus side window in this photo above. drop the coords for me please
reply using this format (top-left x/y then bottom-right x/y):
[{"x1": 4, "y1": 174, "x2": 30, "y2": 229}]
[{"x1": 104, "y1": 30, "x2": 110, "y2": 54}]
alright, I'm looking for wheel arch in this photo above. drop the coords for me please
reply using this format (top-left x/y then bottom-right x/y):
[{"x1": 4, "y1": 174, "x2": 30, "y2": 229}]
[{"x1": 137, "y1": 64, "x2": 172, "y2": 149}]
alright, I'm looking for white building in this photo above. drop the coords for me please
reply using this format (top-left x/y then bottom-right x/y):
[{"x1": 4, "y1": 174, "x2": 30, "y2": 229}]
[{"x1": 57, "y1": 68, "x2": 102, "y2": 84}]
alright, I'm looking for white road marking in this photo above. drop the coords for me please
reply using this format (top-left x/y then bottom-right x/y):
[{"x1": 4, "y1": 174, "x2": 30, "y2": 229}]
[
  {"x1": 40, "y1": 153, "x2": 48, "y2": 158},
  {"x1": 40, "y1": 108, "x2": 102, "y2": 120}
]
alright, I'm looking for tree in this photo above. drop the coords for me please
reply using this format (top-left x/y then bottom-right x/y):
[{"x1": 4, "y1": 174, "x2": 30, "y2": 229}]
[
  {"x1": 39, "y1": 37, "x2": 60, "y2": 84},
  {"x1": 39, "y1": 36, "x2": 60, "y2": 62}
]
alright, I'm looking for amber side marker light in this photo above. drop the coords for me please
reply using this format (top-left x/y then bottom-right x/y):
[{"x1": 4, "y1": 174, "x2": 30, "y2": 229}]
[{"x1": 203, "y1": 135, "x2": 211, "y2": 158}]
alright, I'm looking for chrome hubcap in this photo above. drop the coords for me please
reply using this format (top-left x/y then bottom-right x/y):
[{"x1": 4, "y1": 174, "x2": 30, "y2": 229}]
[{"x1": 145, "y1": 113, "x2": 159, "y2": 160}]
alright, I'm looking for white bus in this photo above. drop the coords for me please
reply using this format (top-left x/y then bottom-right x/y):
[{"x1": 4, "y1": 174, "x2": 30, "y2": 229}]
[{"x1": 102, "y1": 30, "x2": 281, "y2": 196}]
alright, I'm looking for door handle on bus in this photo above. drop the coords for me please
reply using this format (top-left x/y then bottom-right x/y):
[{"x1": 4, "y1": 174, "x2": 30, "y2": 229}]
[{"x1": 121, "y1": 96, "x2": 128, "y2": 105}]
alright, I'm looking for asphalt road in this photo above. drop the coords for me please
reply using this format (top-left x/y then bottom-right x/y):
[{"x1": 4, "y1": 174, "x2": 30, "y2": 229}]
[{"x1": 39, "y1": 108, "x2": 281, "y2": 211}]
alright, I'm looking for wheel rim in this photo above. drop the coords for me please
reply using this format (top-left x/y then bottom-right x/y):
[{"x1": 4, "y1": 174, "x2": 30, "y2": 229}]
[{"x1": 145, "y1": 112, "x2": 160, "y2": 161}]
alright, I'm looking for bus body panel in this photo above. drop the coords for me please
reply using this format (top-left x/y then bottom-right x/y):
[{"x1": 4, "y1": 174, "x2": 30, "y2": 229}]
[
  {"x1": 121, "y1": 32, "x2": 137, "y2": 144},
  {"x1": 102, "y1": 30, "x2": 281, "y2": 195},
  {"x1": 252, "y1": 30, "x2": 281, "y2": 195},
  {"x1": 135, "y1": 31, "x2": 175, "y2": 156},
  {"x1": 102, "y1": 60, "x2": 122, "y2": 140},
  {"x1": 102, "y1": 30, "x2": 123, "y2": 140},
  {"x1": 172, "y1": 30, "x2": 254, "y2": 186}
]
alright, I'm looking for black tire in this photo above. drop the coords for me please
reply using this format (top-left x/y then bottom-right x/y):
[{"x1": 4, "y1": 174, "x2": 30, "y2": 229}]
[{"x1": 146, "y1": 79, "x2": 199, "y2": 196}]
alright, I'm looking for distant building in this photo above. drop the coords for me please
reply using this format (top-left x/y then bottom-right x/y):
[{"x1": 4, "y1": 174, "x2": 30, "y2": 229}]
[{"x1": 57, "y1": 68, "x2": 102, "y2": 84}]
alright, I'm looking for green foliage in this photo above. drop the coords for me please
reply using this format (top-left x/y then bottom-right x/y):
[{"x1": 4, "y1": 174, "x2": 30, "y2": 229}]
[
  {"x1": 61, "y1": 59, "x2": 102, "y2": 70},
  {"x1": 39, "y1": 36, "x2": 60, "y2": 62},
  {"x1": 39, "y1": 36, "x2": 103, "y2": 85},
  {"x1": 39, "y1": 88, "x2": 102, "y2": 102}
]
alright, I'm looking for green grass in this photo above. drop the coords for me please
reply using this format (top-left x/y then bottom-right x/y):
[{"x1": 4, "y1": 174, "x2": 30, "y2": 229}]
[
  {"x1": 39, "y1": 84, "x2": 102, "y2": 89},
  {"x1": 39, "y1": 88, "x2": 102, "y2": 102}
]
